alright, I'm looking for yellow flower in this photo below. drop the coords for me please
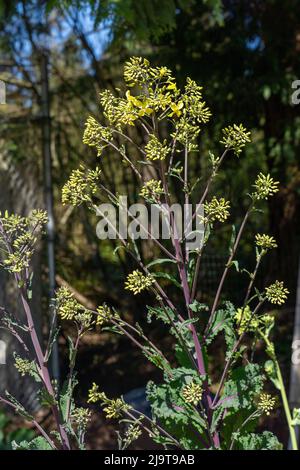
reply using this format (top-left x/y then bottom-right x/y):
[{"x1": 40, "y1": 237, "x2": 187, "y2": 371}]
[
  {"x1": 258, "y1": 393, "x2": 276, "y2": 415},
  {"x1": 255, "y1": 234, "x2": 277, "y2": 250},
  {"x1": 99, "y1": 89, "x2": 139, "y2": 127},
  {"x1": 62, "y1": 165, "x2": 101, "y2": 206},
  {"x1": 182, "y1": 381, "x2": 203, "y2": 405},
  {"x1": 182, "y1": 78, "x2": 211, "y2": 124},
  {"x1": 140, "y1": 179, "x2": 163, "y2": 200},
  {"x1": 204, "y1": 197, "x2": 230, "y2": 223},
  {"x1": 159, "y1": 66, "x2": 169, "y2": 77},
  {"x1": 14, "y1": 355, "x2": 34, "y2": 377},
  {"x1": 169, "y1": 101, "x2": 184, "y2": 117},
  {"x1": 56, "y1": 287, "x2": 78, "y2": 320},
  {"x1": 172, "y1": 119, "x2": 200, "y2": 151},
  {"x1": 83, "y1": 116, "x2": 113, "y2": 156},
  {"x1": 126, "y1": 90, "x2": 153, "y2": 116},
  {"x1": 123, "y1": 424, "x2": 142, "y2": 447},
  {"x1": 145, "y1": 134, "x2": 170, "y2": 161},
  {"x1": 0, "y1": 210, "x2": 47, "y2": 274},
  {"x1": 88, "y1": 386, "x2": 131, "y2": 419},
  {"x1": 96, "y1": 304, "x2": 113, "y2": 326},
  {"x1": 253, "y1": 173, "x2": 279, "y2": 200},
  {"x1": 71, "y1": 408, "x2": 92, "y2": 428},
  {"x1": 125, "y1": 270, "x2": 155, "y2": 295},
  {"x1": 56, "y1": 287, "x2": 94, "y2": 330},
  {"x1": 265, "y1": 281, "x2": 289, "y2": 305},
  {"x1": 124, "y1": 57, "x2": 150, "y2": 86},
  {"x1": 220, "y1": 124, "x2": 251, "y2": 156},
  {"x1": 87, "y1": 383, "x2": 103, "y2": 403},
  {"x1": 235, "y1": 305, "x2": 259, "y2": 334},
  {"x1": 103, "y1": 398, "x2": 130, "y2": 419}
]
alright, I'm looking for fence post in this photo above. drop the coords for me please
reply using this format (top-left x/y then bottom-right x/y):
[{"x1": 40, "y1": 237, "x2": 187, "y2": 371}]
[
  {"x1": 40, "y1": 51, "x2": 60, "y2": 383},
  {"x1": 0, "y1": 80, "x2": 6, "y2": 104}
]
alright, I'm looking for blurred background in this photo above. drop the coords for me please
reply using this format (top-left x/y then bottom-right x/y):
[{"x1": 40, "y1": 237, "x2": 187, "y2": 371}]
[{"x1": 0, "y1": 0, "x2": 300, "y2": 449}]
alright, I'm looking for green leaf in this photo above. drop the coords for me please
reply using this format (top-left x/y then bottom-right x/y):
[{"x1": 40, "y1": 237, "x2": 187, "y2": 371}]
[
  {"x1": 189, "y1": 301, "x2": 209, "y2": 314},
  {"x1": 292, "y1": 408, "x2": 300, "y2": 426},
  {"x1": 7, "y1": 428, "x2": 35, "y2": 447},
  {"x1": 146, "y1": 368, "x2": 207, "y2": 449},
  {"x1": 174, "y1": 343, "x2": 194, "y2": 369},
  {"x1": 172, "y1": 319, "x2": 197, "y2": 368},
  {"x1": 230, "y1": 260, "x2": 239, "y2": 272},
  {"x1": 264, "y1": 360, "x2": 281, "y2": 390},
  {"x1": 146, "y1": 305, "x2": 175, "y2": 324},
  {"x1": 44, "y1": 326, "x2": 60, "y2": 363},
  {"x1": 67, "y1": 336, "x2": 77, "y2": 368},
  {"x1": 4, "y1": 392, "x2": 33, "y2": 421},
  {"x1": 264, "y1": 317, "x2": 275, "y2": 339},
  {"x1": 0, "y1": 410, "x2": 35, "y2": 450},
  {"x1": 187, "y1": 257, "x2": 195, "y2": 286},
  {"x1": 229, "y1": 224, "x2": 236, "y2": 255},
  {"x1": 0, "y1": 411, "x2": 9, "y2": 430},
  {"x1": 151, "y1": 272, "x2": 181, "y2": 289},
  {"x1": 59, "y1": 375, "x2": 78, "y2": 423},
  {"x1": 234, "y1": 431, "x2": 282, "y2": 450},
  {"x1": 143, "y1": 347, "x2": 171, "y2": 373},
  {"x1": 27, "y1": 272, "x2": 34, "y2": 300},
  {"x1": 146, "y1": 258, "x2": 176, "y2": 268},
  {"x1": 262, "y1": 85, "x2": 271, "y2": 101},
  {"x1": 12, "y1": 436, "x2": 53, "y2": 450},
  {"x1": 149, "y1": 428, "x2": 177, "y2": 448},
  {"x1": 113, "y1": 244, "x2": 126, "y2": 256},
  {"x1": 102, "y1": 325, "x2": 124, "y2": 334},
  {"x1": 38, "y1": 388, "x2": 57, "y2": 408},
  {"x1": 207, "y1": 301, "x2": 236, "y2": 354},
  {"x1": 216, "y1": 363, "x2": 265, "y2": 447},
  {"x1": 221, "y1": 363, "x2": 265, "y2": 411}
]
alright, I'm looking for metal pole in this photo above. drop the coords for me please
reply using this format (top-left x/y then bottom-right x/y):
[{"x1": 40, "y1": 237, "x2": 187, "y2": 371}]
[{"x1": 40, "y1": 51, "x2": 60, "y2": 382}]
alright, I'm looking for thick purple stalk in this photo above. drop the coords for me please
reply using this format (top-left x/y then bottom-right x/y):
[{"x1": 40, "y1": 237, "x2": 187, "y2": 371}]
[
  {"x1": 171, "y1": 207, "x2": 221, "y2": 447},
  {"x1": 172, "y1": 219, "x2": 206, "y2": 375},
  {"x1": 19, "y1": 286, "x2": 70, "y2": 450}
]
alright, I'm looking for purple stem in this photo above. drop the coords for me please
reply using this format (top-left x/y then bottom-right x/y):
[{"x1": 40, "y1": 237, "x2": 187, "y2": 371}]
[{"x1": 18, "y1": 288, "x2": 71, "y2": 450}]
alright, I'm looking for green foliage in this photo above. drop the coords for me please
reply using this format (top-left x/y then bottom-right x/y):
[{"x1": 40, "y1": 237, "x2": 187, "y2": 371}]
[
  {"x1": 264, "y1": 360, "x2": 281, "y2": 390},
  {"x1": 42, "y1": 0, "x2": 224, "y2": 42},
  {"x1": 0, "y1": 409, "x2": 35, "y2": 450},
  {"x1": 143, "y1": 346, "x2": 171, "y2": 373},
  {"x1": 233, "y1": 431, "x2": 282, "y2": 450},
  {"x1": 215, "y1": 364, "x2": 265, "y2": 448},
  {"x1": 207, "y1": 302, "x2": 236, "y2": 355},
  {"x1": 12, "y1": 436, "x2": 53, "y2": 450},
  {"x1": 221, "y1": 364, "x2": 265, "y2": 412},
  {"x1": 292, "y1": 408, "x2": 300, "y2": 426},
  {"x1": 146, "y1": 305, "x2": 175, "y2": 324},
  {"x1": 146, "y1": 368, "x2": 207, "y2": 449}
]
